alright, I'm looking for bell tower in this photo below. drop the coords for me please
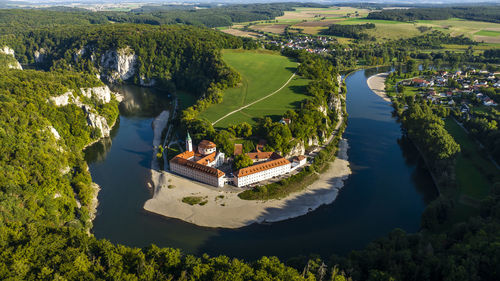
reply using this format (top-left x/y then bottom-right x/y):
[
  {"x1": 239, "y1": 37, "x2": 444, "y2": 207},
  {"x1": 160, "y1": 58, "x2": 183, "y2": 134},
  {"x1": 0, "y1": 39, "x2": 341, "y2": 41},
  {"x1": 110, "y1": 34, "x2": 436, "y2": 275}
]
[{"x1": 186, "y1": 132, "x2": 193, "y2": 152}]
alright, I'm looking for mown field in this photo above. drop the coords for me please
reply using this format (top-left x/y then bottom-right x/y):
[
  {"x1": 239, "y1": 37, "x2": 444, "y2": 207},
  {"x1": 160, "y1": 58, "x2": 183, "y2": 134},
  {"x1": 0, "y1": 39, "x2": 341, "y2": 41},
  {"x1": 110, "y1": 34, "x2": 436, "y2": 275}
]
[{"x1": 198, "y1": 49, "x2": 309, "y2": 128}]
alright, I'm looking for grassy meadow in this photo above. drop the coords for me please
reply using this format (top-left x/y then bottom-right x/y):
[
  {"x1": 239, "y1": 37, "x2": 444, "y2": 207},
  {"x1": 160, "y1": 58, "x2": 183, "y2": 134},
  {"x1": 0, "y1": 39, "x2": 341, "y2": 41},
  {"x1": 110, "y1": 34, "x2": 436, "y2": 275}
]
[
  {"x1": 444, "y1": 118, "x2": 499, "y2": 202},
  {"x1": 198, "y1": 49, "x2": 309, "y2": 128}
]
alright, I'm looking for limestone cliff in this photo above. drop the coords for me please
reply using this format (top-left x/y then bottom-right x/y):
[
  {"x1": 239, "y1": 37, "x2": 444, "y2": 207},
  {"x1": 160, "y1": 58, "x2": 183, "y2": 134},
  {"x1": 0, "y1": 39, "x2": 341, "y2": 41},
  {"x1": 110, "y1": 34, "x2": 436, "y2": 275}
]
[
  {"x1": 100, "y1": 47, "x2": 137, "y2": 83},
  {"x1": 0, "y1": 46, "x2": 23, "y2": 70},
  {"x1": 80, "y1": 86, "x2": 112, "y2": 103},
  {"x1": 49, "y1": 85, "x2": 117, "y2": 138},
  {"x1": 34, "y1": 48, "x2": 46, "y2": 64},
  {"x1": 82, "y1": 105, "x2": 111, "y2": 137}
]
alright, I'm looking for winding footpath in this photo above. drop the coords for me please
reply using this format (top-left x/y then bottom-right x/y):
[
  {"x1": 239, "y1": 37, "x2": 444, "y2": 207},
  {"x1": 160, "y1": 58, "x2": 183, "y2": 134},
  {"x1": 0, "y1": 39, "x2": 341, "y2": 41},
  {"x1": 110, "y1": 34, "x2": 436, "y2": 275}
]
[{"x1": 212, "y1": 72, "x2": 296, "y2": 125}]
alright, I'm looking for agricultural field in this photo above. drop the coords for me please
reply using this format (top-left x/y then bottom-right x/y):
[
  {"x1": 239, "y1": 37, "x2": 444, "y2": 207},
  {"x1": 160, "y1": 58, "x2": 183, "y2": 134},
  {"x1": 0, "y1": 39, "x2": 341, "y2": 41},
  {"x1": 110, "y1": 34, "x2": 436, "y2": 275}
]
[
  {"x1": 198, "y1": 49, "x2": 309, "y2": 128},
  {"x1": 415, "y1": 18, "x2": 500, "y2": 43},
  {"x1": 232, "y1": 6, "x2": 500, "y2": 47},
  {"x1": 220, "y1": 27, "x2": 260, "y2": 38},
  {"x1": 276, "y1": 6, "x2": 371, "y2": 21}
]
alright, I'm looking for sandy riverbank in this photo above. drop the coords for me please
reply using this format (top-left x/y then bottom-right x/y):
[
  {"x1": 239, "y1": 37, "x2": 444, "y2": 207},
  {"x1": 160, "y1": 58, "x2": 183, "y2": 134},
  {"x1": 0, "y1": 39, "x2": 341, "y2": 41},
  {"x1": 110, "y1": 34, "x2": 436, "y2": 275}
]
[
  {"x1": 144, "y1": 138, "x2": 351, "y2": 229},
  {"x1": 367, "y1": 72, "x2": 390, "y2": 102}
]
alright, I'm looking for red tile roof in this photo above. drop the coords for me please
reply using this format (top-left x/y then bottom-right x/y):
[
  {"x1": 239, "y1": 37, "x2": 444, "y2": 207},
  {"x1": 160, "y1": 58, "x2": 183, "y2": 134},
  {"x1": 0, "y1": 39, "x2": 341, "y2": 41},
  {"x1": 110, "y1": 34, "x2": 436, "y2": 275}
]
[
  {"x1": 170, "y1": 150, "x2": 224, "y2": 178},
  {"x1": 175, "y1": 150, "x2": 194, "y2": 160},
  {"x1": 170, "y1": 156, "x2": 224, "y2": 178},
  {"x1": 198, "y1": 140, "x2": 216, "y2": 149},
  {"x1": 246, "y1": 151, "x2": 274, "y2": 161},
  {"x1": 236, "y1": 158, "x2": 290, "y2": 177},
  {"x1": 196, "y1": 152, "x2": 217, "y2": 165}
]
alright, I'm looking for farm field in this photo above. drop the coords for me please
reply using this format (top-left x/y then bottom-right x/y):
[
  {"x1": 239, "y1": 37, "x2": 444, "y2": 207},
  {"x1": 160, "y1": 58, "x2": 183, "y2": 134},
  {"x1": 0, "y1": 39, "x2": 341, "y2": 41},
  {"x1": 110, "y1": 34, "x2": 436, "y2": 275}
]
[
  {"x1": 198, "y1": 49, "x2": 309, "y2": 128},
  {"x1": 276, "y1": 6, "x2": 370, "y2": 21},
  {"x1": 220, "y1": 28, "x2": 259, "y2": 38},
  {"x1": 235, "y1": 6, "x2": 500, "y2": 46},
  {"x1": 415, "y1": 18, "x2": 500, "y2": 43}
]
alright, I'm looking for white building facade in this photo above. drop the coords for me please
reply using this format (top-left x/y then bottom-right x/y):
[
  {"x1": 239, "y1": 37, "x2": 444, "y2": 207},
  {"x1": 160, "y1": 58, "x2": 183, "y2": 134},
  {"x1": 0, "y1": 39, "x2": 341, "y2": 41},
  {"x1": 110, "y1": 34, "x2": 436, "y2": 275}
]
[{"x1": 234, "y1": 159, "x2": 291, "y2": 187}]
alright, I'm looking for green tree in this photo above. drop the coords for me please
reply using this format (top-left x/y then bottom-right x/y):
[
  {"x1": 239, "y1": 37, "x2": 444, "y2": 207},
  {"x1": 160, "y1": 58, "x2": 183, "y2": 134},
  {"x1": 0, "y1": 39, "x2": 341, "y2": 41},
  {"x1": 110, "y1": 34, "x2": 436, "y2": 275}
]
[{"x1": 233, "y1": 154, "x2": 253, "y2": 170}]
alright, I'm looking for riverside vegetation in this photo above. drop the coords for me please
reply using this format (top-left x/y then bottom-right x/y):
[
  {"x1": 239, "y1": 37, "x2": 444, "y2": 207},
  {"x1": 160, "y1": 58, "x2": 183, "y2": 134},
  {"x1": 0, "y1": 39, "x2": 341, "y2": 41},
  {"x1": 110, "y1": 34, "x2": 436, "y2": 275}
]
[{"x1": 1, "y1": 4, "x2": 500, "y2": 281}]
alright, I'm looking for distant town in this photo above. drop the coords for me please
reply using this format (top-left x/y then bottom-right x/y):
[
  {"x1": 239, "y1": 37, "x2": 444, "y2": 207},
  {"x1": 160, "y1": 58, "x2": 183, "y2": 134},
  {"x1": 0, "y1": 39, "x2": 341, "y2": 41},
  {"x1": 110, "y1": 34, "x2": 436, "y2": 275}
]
[{"x1": 398, "y1": 69, "x2": 499, "y2": 115}]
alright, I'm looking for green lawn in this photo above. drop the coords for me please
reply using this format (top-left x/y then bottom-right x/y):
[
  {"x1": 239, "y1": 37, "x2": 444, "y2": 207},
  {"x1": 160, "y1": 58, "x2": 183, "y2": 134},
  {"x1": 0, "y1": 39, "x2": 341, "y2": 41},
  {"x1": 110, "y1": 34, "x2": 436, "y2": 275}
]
[
  {"x1": 444, "y1": 118, "x2": 497, "y2": 201},
  {"x1": 474, "y1": 30, "x2": 500, "y2": 37},
  {"x1": 198, "y1": 49, "x2": 309, "y2": 128}
]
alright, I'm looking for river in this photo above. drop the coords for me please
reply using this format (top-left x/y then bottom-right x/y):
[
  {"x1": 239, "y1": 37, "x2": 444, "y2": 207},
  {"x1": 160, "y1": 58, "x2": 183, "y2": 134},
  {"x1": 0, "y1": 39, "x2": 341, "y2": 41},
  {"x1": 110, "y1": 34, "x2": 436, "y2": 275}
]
[{"x1": 85, "y1": 69, "x2": 437, "y2": 261}]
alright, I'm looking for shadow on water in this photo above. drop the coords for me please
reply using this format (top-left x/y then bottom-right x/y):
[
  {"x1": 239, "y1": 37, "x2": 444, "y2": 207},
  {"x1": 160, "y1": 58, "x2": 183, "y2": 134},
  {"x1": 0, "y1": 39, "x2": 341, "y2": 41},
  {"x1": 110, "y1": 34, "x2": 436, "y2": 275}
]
[{"x1": 87, "y1": 69, "x2": 438, "y2": 262}]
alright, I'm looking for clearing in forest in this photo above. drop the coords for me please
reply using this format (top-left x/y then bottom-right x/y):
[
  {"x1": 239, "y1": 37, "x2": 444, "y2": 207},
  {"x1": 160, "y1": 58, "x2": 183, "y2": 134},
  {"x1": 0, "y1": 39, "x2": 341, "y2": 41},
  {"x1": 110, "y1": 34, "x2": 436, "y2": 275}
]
[{"x1": 198, "y1": 49, "x2": 309, "y2": 128}]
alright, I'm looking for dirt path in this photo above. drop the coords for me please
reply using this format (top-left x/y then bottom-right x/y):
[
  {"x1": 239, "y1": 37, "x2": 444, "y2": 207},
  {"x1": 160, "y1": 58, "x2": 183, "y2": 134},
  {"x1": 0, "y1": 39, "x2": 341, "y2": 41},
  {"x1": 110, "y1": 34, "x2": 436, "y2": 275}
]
[{"x1": 212, "y1": 72, "x2": 296, "y2": 125}]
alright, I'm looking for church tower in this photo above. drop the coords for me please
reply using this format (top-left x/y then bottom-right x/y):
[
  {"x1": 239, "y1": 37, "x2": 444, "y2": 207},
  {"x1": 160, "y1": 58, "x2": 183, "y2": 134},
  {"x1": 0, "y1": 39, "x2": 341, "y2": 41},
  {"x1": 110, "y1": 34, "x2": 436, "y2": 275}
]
[{"x1": 186, "y1": 132, "x2": 193, "y2": 152}]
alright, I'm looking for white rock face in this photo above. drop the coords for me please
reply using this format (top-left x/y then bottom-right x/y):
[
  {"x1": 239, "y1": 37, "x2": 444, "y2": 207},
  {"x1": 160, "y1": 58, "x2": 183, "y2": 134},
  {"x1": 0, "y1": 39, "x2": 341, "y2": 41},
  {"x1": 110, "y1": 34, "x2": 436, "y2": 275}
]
[
  {"x1": 287, "y1": 142, "x2": 306, "y2": 158},
  {"x1": 0, "y1": 46, "x2": 23, "y2": 70},
  {"x1": 50, "y1": 91, "x2": 75, "y2": 107},
  {"x1": 49, "y1": 87, "x2": 115, "y2": 138},
  {"x1": 73, "y1": 47, "x2": 86, "y2": 62},
  {"x1": 100, "y1": 47, "x2": 137, "y2": 82},
  {"x1": 328, "y1": 96, "x2": 342, "y2": 116},
  {"x1": 0, "y1": 46, "x2": 15, "y2": 56},
  {"x1": 83, "y1": 105, "x2": 111, "y2": 137},
  {"x1": 318, "y1": 105, "x2": 328, "y2": 116},
  {"x1": 34, "y1": 48, "x2": 46, "y2": 63},
  {"x1": 49, "y1": 126, "x2": 61, "y2": 140},
  {"x1": 80, "y1": 86, "x2": 112, "y2": 103},
  {"x1": 308, "y1": 137, "x2": 320, "y2": 147},
  {"x1": 9, "y1": 61, "x2": 22, "y2": 70}
]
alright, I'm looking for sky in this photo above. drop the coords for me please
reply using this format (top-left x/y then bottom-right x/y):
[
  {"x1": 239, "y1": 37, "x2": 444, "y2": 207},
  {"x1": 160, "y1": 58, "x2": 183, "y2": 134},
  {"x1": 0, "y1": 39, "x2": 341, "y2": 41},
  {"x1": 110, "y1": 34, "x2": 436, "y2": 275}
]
[{"x1": 3, "y1": 0, "x2": 499, "y2": 4}]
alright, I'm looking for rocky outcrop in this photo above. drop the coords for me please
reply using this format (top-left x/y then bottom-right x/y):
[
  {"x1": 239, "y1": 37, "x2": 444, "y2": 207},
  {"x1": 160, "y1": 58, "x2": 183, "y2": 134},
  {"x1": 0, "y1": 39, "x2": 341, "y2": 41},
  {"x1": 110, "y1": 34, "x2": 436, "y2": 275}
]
[
  {"x1": 308, "y1": 137, "x2": 320, "y2": 147},
  {"x1": 34, "y1": 48, "x2": 46, "y2": 64},
  {"x1": 80, "y1": 86, "x2": 112, "y2": 103},
  {"x1": 49, "y1": 126, "x2": 61, "y2": 140},
  {"x1": 49, "y1": 86, "x2": 117, "y2": 138},
  {"x1": 0, "y1": 46, "x2": 23, "y2": 70},
  {"x1": 49, "y1": 91, "x2": 77, "y2": 107},
  {"x1": 9, "y1": 60, "x2": 22, "y2": 70},
  {"x1": 100, "y1": 47, "x2": 137, "y2": 83},
  {"x1": 328, "y1": 95, "x2": 342, "y2": 115},
  {"x1": 83, "y1": 105, "x2": 111, "y2": 137},
  {"x1": 73, "y1": 47, "x2": 86, "y2": 62},
  {"x1": 287, "y1": 142, "x2": 306, "y2": 158},
  {"x1": 318, "y1": 105, "x2": 328, "y2": 116},
  {"x1": 0, "y1": 46, "x2": 14, "y2": 56}
]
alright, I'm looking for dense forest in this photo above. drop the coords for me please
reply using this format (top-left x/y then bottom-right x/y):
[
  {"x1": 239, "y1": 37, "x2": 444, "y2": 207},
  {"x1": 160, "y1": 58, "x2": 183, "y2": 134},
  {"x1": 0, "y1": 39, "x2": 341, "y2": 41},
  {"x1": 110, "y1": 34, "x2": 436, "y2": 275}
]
[
  {"x1": 367, "y1": 6, "x2": 500, "y2": 23},
  {"x1": 0, "y1": 24, "x2": 249, "y2": 97},
  {"x1": 321, "y1": 23, "x2": 375, "y2": 41},
  {"x1": 0, "y1": 68, "x2": 117, "y2": 232},
  {"x1": 0, "y1": 2, "x2": 324, "y2": 33}
]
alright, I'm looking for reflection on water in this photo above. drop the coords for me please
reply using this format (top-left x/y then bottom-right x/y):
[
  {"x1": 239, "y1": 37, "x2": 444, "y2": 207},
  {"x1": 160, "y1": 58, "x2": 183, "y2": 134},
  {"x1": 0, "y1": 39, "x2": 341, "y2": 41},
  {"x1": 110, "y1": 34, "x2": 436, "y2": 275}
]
[
  {"x1": 111, "y1": 84, "x2": 172, "y2": 118},
  {"x1": 87, "y1": 71, "x2": 438, "y2": 261}
]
